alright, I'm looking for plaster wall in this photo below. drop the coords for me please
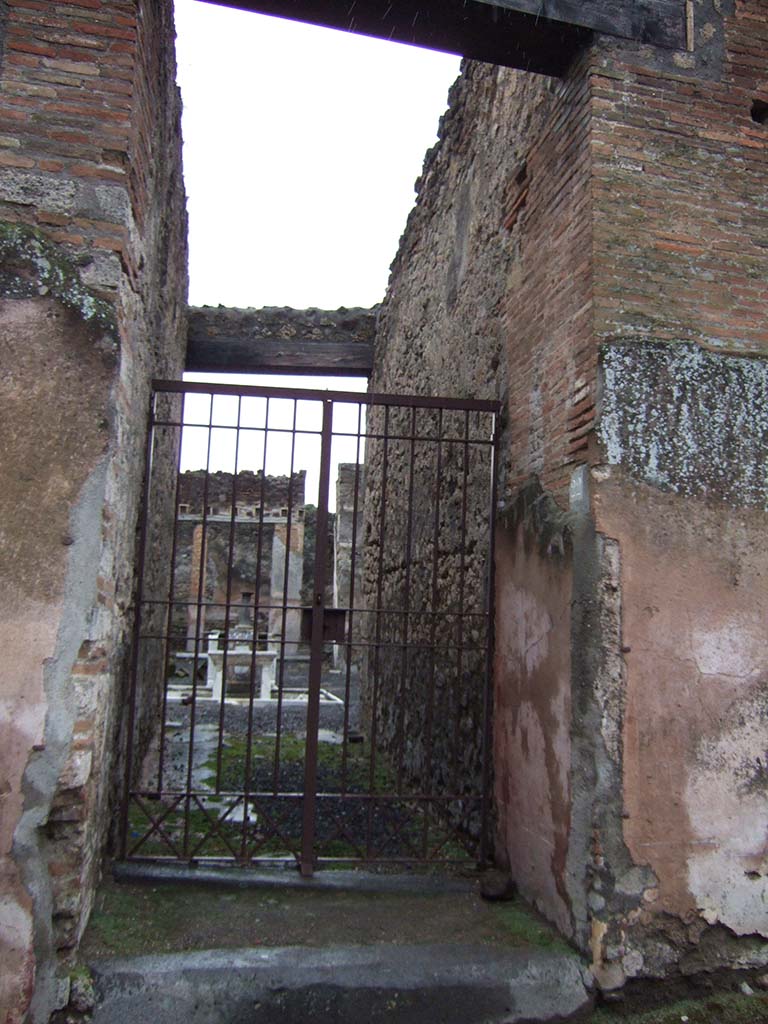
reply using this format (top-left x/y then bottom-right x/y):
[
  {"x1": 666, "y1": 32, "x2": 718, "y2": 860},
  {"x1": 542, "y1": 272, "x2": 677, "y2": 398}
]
[
  {"x1": 582, "y1": 0, "x2": 768, "y2": 985},
  {"x1": 493, "y1": 509, "x2": 573, "y2": 939},
  {"x1": 0, "y1": 297, "x2": 113, "y2": 1022},
  {"x1": 592, "y1": 471, "x2": 768, "y2": 980},
  {"x1": 0, "y1": 1, "x2": 187, "y2": 1020}
]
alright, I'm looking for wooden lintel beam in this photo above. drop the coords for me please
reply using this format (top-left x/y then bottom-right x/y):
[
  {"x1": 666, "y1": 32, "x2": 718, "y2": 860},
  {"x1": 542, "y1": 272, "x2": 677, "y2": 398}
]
[
  {"x1": 199, "y1": 0, "x2": 590, "y2": 77},
  {"x1": 186, "y1": 306, "x2": 376, "y2": 377},
  {"x1": 472, "y1": 0, "x2": 685, "y2": 49},
  {"x1": 198, "y1": 0, "x2": 686, "y2": 74}
]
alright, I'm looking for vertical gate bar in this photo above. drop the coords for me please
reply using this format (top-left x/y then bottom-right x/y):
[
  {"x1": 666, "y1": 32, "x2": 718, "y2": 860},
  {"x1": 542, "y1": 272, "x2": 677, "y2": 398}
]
[
  {"x1": 300, "y1": 399, "x2": 334, "y2": 876},
  {"x1": 241, "y1": 400, "x2": 271, "y2": 861},
  {"x1": 272, "y1": 400, "x2": 299, "y2": 795},
  {"x1": 340, "y1": 402, "x2": 364, "y2": 795},
  {"x1": 183, "y1": 396, "x2": 215, "y2": 859},
  {"x1": 367, "y1": 404, "x2": 390, "y2": 860},
  {"x1": 395, "y1": 406, "x2": 418, "y2": 794},
  {"x1": 421, "y1": 407, "x2": 443, "y2": 858},
  {"x1": 451, "y1": 411, "x2": 471, "y2": 790},
  {"x1": 119, "y1": 393, "x2": 158, "y2": 859},
  {"x1": 214, "y1": 396, "x2": 243, "y2": 794},
  {"x1": 156, "y1": 392, "x2": 187, "y2": 795},
  {"x1": 479, "y1": 411, "x2": 499, "y2": 866}
]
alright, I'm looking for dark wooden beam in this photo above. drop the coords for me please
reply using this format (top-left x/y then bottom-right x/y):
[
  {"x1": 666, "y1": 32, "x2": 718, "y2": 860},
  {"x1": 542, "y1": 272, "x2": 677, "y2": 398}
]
[
  {"x1": 198, "y1": 0, "x2": 591, "y2": 77},
  {"x1": 198, "y1": 0, "x2": 686, "y2": 73},
  {"x1": 472, "y1": 0, "x2": 685, "y2": 49},
  {"x1": 186, "y1": 306, "x2": 376, "y2": 377}
]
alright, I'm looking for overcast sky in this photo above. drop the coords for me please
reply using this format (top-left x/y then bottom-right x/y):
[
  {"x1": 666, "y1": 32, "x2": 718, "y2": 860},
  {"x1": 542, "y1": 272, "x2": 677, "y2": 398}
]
[
  {"x1": 173, "y1": 0, "x2": 461, "y2": 312},
  {"x1": 173, "y1": 2, "x2": 461, "y2": 493}
]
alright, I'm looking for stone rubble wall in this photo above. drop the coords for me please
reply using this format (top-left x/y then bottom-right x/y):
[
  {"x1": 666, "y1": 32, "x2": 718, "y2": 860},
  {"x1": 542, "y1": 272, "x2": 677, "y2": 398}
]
[
  {"x1": 0, "y1": 2, "x2": 188, "y2": 1021},
  {"x1": 363, "y1": 63, "x2": 521, "y2": 829},
  {"x1": 362, "y1": 403, "x2": 494, "y2": 830}
]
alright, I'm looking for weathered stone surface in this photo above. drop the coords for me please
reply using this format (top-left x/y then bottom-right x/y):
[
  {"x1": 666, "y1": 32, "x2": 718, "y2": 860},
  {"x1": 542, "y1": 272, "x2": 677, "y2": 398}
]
[
  {"x1": 480, "y1": 869, "x2": 518, "y2": 902},
  {"x1": 363, "y1": 65, "x2": 512, "y2": 839},
  {"x1": 599, "y1": 343, "x2": 768, "y2": 508},
  {"x1": 89, "y1": 944, "x2": 592, "y2": 1024}
]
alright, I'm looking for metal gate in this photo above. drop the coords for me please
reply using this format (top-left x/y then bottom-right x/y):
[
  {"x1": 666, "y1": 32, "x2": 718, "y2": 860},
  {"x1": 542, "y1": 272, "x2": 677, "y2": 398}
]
[{"x1": 119, "y1": 381, "x2": 498, "y2": 875}]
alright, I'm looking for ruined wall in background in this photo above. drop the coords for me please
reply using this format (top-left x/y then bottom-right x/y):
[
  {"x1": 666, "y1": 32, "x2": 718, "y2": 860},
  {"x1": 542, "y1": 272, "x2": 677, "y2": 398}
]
[
  {"x1": 333, "y1": 464, "x2": 365, "y2": 614},
  {"x1": 370, "y1": 0, "x2": 768, "y2": 988},
  {"x1": 170, "y1": 471, "x2": 308, "y2": 655},
  {"x1": 0, "y1": 2, "x2": 187, "y2": 1020}
]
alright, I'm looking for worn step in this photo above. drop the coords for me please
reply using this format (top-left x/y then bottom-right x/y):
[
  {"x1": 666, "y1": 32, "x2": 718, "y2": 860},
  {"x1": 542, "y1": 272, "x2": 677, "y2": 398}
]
[{"x1": 89, "y1": 943, "x2": 592, "y2": 1024}]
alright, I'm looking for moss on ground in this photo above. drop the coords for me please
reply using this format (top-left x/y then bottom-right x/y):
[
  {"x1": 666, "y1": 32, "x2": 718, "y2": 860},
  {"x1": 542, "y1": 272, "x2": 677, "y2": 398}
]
[
  {"x1": 490, "y1": 899, "x2": 574, "y2": 954},
  {"x1": 81, "y1": 877, "x2": 572, "y2": 960},
  {"x1": 591, "y1": 991, "x2": 768, "y2": 1023},
  {"x1": 80, "y1": 878, "x2": 768, "y2": 1023},
  {"x1": 127, "y1": 733, "x2": 469, "y2": 862}
]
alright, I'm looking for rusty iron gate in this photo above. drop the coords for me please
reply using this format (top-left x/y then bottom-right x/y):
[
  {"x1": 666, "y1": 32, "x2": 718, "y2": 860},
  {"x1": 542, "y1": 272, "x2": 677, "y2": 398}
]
[{"x1": 119, "y1": 381, "x2": 499, "y2": 875}]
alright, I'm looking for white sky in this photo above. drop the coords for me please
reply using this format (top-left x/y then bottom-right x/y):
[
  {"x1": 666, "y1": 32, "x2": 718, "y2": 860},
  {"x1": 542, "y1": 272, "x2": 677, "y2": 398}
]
[
  {"x1": 174, "y1": 0, "x2": 460, "y2": 311},
  {"x1": 173, "y1": 1, "x2": 461, "y2": 497}
]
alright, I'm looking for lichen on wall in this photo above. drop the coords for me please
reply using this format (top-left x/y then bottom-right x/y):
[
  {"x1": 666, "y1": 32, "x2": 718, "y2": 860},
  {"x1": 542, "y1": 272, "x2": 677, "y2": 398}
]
[
  {"x1": 0, "y1": 223, "x2": 117, "y2": 334},
  {"x1": 599, "y1": 342, "x2": 768, "y2": 508}
]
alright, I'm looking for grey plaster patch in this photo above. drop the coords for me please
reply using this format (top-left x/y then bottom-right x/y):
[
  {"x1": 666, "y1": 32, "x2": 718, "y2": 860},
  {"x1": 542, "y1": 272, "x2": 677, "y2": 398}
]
[
  {"x1": 90, "y1": 944, "x2": 592, "y2": 1024},
  {"x1": 565, "y1": 467, "x2": 656, "y2": 953},
  {"x1": 598, "y1": 343, "x2": 768, "y2": 508},
  {"x1": 17, "y1": 459, "x2": 109, "y2": 1024}
]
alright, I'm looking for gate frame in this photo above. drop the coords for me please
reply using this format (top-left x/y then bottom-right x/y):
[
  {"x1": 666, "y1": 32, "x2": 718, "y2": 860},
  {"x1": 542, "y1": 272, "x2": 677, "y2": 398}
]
[{"x1": 120, "y1": 379, "x2": 500, "y2": 875}]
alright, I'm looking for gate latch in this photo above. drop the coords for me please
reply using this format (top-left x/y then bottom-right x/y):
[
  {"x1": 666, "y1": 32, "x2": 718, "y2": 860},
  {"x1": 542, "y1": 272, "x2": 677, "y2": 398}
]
[{"x1": 300, "y1": 607, "x2": 348, "y2": 643}]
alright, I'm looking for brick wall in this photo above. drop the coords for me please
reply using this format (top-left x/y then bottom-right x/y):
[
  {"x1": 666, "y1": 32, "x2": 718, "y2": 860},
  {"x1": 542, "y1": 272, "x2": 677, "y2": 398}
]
[
  {"x1": 592, "y1": 3, "x2": 768, "y2": 358},
  {"x1": 0, "y1": 2, "x2": 187, "y2": 1020},
  {"x1": 502, "y1": 50, "x2": 595, "y2": 503}
]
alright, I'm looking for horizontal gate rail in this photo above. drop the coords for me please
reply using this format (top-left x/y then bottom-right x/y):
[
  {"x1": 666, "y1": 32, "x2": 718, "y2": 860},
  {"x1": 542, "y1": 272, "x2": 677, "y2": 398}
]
[{"x1": 153, "y1": 377, "x2": 500, "y2": 413}]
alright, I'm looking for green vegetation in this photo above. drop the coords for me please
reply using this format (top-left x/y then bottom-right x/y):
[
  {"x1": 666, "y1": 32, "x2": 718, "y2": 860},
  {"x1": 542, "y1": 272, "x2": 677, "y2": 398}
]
[
  {"x1": 591, "y1": 991, "x2": 768, "y2": 1023},
  {"x1": 206, "y1": 733, "x2": 394, "y2": 794},
  {"x1": 491, "y1": 899, "x2": 574, "y2": 955},
  {"x1": 127, "y1": 733, "x2": 471, "y2": 863}
]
